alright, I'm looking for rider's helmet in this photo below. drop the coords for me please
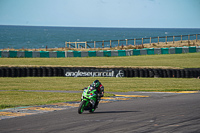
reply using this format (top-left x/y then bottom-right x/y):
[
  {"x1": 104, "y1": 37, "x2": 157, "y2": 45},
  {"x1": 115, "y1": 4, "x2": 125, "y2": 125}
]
[{"x1": 92, "y1": 80, "x2": 100, "y2": 88}]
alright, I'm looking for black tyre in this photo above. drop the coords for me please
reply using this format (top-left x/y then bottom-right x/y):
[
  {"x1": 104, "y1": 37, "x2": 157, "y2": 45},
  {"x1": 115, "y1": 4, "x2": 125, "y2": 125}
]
[{"x1": 78, "y1": 100, "x2": 86, "y2": 114}]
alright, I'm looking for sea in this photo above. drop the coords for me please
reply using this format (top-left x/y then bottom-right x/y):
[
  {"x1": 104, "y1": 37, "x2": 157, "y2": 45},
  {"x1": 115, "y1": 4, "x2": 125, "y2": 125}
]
[{"x1": 0, "y1": 25, "x2": 200, "y2": 49}]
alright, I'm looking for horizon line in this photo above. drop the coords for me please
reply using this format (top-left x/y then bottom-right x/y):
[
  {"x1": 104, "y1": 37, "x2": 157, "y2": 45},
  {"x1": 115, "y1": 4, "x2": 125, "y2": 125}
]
[{"x1": 0, "y1": 24, "x2": 200, "y2": 29}]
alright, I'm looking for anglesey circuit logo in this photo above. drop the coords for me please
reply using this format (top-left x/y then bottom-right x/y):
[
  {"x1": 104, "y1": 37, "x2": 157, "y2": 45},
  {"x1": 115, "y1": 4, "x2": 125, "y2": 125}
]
[
  {"x1": 65, "y1": 70, "x2": 124, "y2": 77},
  {"x1": 116, "y1": 70, "x2": 124, "y2": 77}
]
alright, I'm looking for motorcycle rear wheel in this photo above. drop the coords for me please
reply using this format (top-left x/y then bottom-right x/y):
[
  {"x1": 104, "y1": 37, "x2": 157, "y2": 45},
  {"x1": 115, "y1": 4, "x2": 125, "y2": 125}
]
[{"x1": 78, "y1": 100, "x2": 86, "y2": 114}]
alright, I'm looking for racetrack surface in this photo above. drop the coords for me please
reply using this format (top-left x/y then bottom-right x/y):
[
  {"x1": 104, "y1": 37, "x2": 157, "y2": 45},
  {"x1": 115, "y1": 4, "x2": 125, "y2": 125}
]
[{"x1": 0, "y1": 92, "x2": 200, "y2": 133}]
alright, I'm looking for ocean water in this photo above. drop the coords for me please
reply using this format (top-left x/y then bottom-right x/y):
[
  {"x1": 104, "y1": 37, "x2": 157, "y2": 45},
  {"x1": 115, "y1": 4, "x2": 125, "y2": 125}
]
[{"x1": 0, "y1": 25, "x2": 200, "y2": 49}]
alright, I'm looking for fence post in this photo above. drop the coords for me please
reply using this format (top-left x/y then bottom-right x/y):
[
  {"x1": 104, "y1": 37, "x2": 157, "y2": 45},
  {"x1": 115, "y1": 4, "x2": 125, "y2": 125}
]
[
  {"x1": 125, "y1": 39, "x2": 128, "y2": 46},
  {"x1": 173, "y1": 36, "x2": 175, "y2": 44},
  {"x1": 75, "y1": 42, "x2": 77, "y2": 48},
  {"x1": 134, "y1": 38, "x2": 136, "y2": 46},
  {"x1": 118, "y1": 40, "x2": 120, "y2": 47},
  {"x1": 85, "y1": 41, "x2": 87, "y2": 49},
  {"x1": 110, "y1": 40, "x2": 112, "y2": 48},
  {"x1": 94, "y1": 41, "x2": 96, "y2": 48},
  {"x1": 65, "y1": 42, "x2": 68, "y2": 48},
  {"x1": 142, "y1": 38, "x2": 143, "y2": 45},
  {"x1": 158, "y1": 36, "x2": 159, "y2": 44},
  {"x1": 196, "y1": 34, "x2": 198, "y2": 42},
  {"x1": 69, "y1": 42, "x2": 71, "y2": 48},
  {"x1": 165, "y1": 36, "x2": 167, "y2": 44},
  {"x1": 150, "y1": 37, "x2": 151, "y2": 45},
  {"x1": 188, "y1": 34, "x2": 190, "y2": 44},
  {"x1": 181, "y1": 35, "x2": 182, "y2": 43},
  {"x1": 102, "y1": 40, "x2": 104, "y2": 48}
]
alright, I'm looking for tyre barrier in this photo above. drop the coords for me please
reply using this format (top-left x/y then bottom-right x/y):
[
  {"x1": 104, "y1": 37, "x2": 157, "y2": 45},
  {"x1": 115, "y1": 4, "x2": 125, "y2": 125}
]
[{"x1": 0, "y1": 67, "x2": 200, "y2": 78}]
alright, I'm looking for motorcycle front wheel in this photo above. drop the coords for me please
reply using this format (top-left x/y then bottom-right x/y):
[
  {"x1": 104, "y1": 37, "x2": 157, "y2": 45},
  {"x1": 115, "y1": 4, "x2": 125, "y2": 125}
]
[{"x1": 78, "y1": 100, "x2": 86, "y2": 114}]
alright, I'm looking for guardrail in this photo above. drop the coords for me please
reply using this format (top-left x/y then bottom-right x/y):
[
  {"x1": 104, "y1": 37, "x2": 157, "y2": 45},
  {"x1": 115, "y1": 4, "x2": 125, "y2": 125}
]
[
  {"x1": 65, "y1": 34, "x2": 200, "y2": 49},
  {"x1": 0, "y1": 67, "x2": 199, "y2": 78},
  {"x1": 0, "y1": 46, "x2": 200, "y2": 58}
]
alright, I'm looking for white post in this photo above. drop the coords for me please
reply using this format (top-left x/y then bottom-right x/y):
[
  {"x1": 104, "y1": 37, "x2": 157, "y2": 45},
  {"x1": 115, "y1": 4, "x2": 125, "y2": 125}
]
[
  {"x1": 85, "y1": 41, "x2": 87, "y2": 49},
  {"x1": 65, "y1": 42, "x2": 68, "y2": 48},
  {"x1": 134, "y1": 38, "x2": 136, "y2": 46},
  {"x1": 150, "y1": 37, "x2": 151, "y2": 45},
  {"x1": 75, "y1": 42, "x2": 77, "y2": 48},
  {"x1": 94, "y1": 41, "x2": 96, "y2": 48},
  {"x1": 118, "y1": 40, "x2": 120, "y2": 47},
  {"x1": 158, "y1": 36, "x2": 159, "y2": 44}
]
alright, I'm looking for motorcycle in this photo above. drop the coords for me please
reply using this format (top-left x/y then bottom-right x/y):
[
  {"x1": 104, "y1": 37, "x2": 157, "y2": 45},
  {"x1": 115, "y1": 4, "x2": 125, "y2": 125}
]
[{"x1": 78, "y1": 85, "x2": 98, "y2": 114}]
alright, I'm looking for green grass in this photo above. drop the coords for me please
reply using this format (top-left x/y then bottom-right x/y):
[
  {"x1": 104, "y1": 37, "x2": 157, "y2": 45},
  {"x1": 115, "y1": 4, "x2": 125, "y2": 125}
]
[
  {"x1": 0, "y1": 52, "x2": 200, "y2": 68},
  {"x1": 0, "y1": 91, "x2": 81, "y2": 109},
  {"x1": 1, "y1": 77, "x2": 199, "y2": 92},
  {"x1": 0, "y1": 77, "x2": 199, "y2": 109}
]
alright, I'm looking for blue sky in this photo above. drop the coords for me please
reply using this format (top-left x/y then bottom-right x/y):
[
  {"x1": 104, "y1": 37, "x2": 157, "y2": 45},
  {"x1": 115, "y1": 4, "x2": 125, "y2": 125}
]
[{"x1": 0, "y1": 0, "x2": 200, "y2": 28}]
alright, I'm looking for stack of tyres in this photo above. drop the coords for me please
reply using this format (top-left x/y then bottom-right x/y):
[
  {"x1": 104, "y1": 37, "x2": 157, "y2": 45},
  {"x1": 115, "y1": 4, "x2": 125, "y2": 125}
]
[
  {"x1": 184, "y1": 69, "x2": 190, "y2": 78},
  {"x1": 148, "y1": 69, "x2": 154, "y2": 77},
  {"x1": 0, "y1": 68, "x2": 2, "y2": 77},
  {"x1": 166, "y1": 69, "x2": 172, "y2": 77},
  {"x1": 128, "y1": 69, "x2": 133, "y2": 77},
  {"x1": 195, "y1": 69, "x2": 200, "y2": 78},
  {"x1": 28, "y1": 67, "x2": 33, "y2": 77},
  {"x1": 57, "y1": 67, "x2": 63, "y2": 76},
  {"x1": 47, "y1": 67, "x2": 52, "y2": 77},
  {"x1": 163, "y1": 69, "x2": 167, "y2": 78},
  {"x1": 11, "y1": 67, "x2": 16, "y2": 77},
  {"x1": 0, "y1": 67, "x2": 199, "y2": 78},
  {"x1": 133, "y1": 69, "x2": 139, "y2": 77},
  {"x1": 171, "y1": 69, "x2": 176, "y2": 78},
  {"x1": 176, "y1": 69, "x2": 181, "y2": 78},
  {"x1": 53, "y1": 67, "x2": 58, "y2": 76},
  {"x1": 139, "y1": 69, "x2": 144, "y2": 77},
  {"x1": 6, "y1": 68, "x2": 12, "y2": 77},
  {"x1": 32, "y1": 68, "x2": 37, "y2": 77},
  {"x1": 0, "y1": 67, "x2": 6, "y2": 77},
  {"x1": 158, "y1": 69, "x2": 163, "y2": 77},
  {"x1": 125, "y1": 69, "x2": 132, "y2": 77},
  {"x1": 37, "y1": 67, "x2": 42, "y2": 77},
  {"x1": 153, "y1": 69, "x2": 159, "y2": 77},
  {"x1": 180, "y1": 69, "x2": 185, "y2": 78},
  {"x1": 20, "y1": 67, "x2": 26, "y2": 77},
  {"x1": 143, "y1": 69, "x2": 149, "y2": 77},
  {"x1": 42, "y1": 67, "x2": 47, "y2": 77}
]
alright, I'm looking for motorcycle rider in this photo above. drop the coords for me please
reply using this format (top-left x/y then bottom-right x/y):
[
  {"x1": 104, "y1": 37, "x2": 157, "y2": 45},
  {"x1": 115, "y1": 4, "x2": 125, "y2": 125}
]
[{"x1": 91, "y1": 80, "x2": 104, "y2": 108}]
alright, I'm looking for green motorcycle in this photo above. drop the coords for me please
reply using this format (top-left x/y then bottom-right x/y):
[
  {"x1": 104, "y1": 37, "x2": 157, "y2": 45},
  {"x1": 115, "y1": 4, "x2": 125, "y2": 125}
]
[{"x1": 78, "y1": 85, "x2": 98, "y2": 114}]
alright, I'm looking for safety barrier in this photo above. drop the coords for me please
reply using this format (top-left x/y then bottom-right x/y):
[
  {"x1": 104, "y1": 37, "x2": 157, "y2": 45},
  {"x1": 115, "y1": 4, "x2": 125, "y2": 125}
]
[
  {"x1": 0, "y1": 51, "x2": 65, "y2": 58},
  {"x1": 0, "y1": 46, "x2": 200, "y2": 58},
  {"x1": 0, "y1": 67, "x2": 199, "y2": 78}
]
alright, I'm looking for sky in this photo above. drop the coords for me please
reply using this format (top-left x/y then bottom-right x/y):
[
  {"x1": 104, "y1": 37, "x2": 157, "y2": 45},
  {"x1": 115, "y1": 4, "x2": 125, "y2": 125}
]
[{"x1": 0, "y1": 0, "x2": 200, "y2": 28}]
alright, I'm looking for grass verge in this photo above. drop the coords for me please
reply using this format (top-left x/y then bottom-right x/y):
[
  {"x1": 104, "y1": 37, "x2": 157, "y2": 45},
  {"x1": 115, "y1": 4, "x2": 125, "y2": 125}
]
[
  {"x1": 0, "y1": 91, "x2": 114, "y2": 109},
  {"x1": 0, "y1": 77, "x2": 199, "y2": 92},
  {"x1": 0, "y1": 52, "x2": 200, "y2": 68},
  {"x1": 0, "y1": 77, "x2": 199, "y2": 109}
]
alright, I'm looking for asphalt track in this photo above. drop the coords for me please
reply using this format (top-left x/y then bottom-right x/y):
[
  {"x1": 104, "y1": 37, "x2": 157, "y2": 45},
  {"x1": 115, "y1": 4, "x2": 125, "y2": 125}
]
[{"x1": 0, "y1": 92, "x2": 200, "y2": 133}]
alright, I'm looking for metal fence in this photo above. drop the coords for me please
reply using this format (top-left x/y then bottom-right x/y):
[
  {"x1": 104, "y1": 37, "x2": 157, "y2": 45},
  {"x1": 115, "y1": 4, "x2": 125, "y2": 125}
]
[{"x1": 65, "y1": 34, "x2": 200, "y2": 49}]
